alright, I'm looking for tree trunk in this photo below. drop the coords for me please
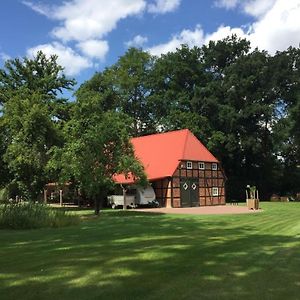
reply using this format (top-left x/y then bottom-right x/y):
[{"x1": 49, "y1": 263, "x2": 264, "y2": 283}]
[
  {"x1": 94, "y1": 191, "x2": 106, "y2": 215},
  {"x1": 94, "y1": 195, "x2": 101, "y2": 215}
]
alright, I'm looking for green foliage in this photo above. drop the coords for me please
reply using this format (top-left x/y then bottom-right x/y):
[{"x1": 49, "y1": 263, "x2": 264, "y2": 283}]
[
  {"x1": 111, "y1": 48, "x2": 156, "y2": 135},
  {"x1": 0, "y1": 181, "x2": 20, "y2": 203},
  {"x1": 52, "y1": 97, "x2": 147, "y2": 213},
  {"x1": 202, "y1": 34, "x2": 251, "y2": 71},
  {"x1": 1, "y1": 38, "x2": 299, "y2": 202},
  {"x1": 0, "y1": 115, "x2": 10, "y2": 187},
  {"x1": 76, "y1": 48, "x2": 156, "y2": 136},
  {"x1": 3, "y1": 91, "x2": 61, "y2": 199},
  {"x1": 148, "y1": 37, "x2": 300, "y2": 199},
  {"x1": 0, "y1": 187, "x2": 9, "y2": 203},
  {"x1": 0, "y1": 51, "x2": 76, "y2": 199},
  {"x1": 74, "y1": 38, "x2": 300, "y2": 199},
  {"x1": 0, "y1": 51, "x2": 75, "y2": 104},
  {"x1": 150, "y1": 45, "x2": 206, "y2": 130},
  {"x1": 0, "y1": 202, "x2": 80, "y2": 229}
]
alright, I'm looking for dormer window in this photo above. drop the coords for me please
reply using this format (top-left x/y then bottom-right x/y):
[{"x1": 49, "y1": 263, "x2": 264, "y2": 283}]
[
  {"x1": 187, "y1": 161, "x2": 193, "y2": 169},
  {"x1": 212, "y1": 163, "x2": 218, "y2": 171},
  {"x1": 198, "y1": 162, "x2": 205, "y2": 170}
]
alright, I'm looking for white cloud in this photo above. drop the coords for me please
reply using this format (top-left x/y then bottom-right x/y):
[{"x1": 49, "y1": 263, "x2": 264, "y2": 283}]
[
  {"x1": 23, "y1": 0, "x2": 150, "y2": 69},
  {"x1": 125, "y1": 35, "x2": 148, "y2": 48},
  {"x1": 243, "y1": 0, "x2": 277, "y2": 17},
  {"x1": 24, "y1": 0, "x2": 146, "y2": 42},
  {"x1": 27, "y1": 42, "x2": 92, "y2": 76},
  {"x1": 214, "y1": 0, "x2": 276, "y2": 16},
  {"x1": 248, "y1": 0, "x2": 300, "y2": 53},
  {"x1": 214, "y1": 0, "x2": 300, "y2": 54},
  {"x1": 77, "y1": 40, "x2": 109, "y2": 60},
  {"x1": 0, "y1": 52, "x2": 11, "y2": 62},
  {"x1": 23, "y1": 0, "x2": 183, "y2": 73},
  {"x1": 23, "y1": 0, "x2": 300, "y2": 74},
  {"x1": 205, "y1": 25, "x2": 248, "y2": 44},
  {"x1": 150, "y1": 0, "x2": 300, "y2": 56},
  {"x1": 44, "y1": 0, "x2": 146, "y2": 42},
  {"x1": 214, "y1": 0, "x2": 240, "y2": 9},
  {"x1": 148, "y1": 25, "x2": 245, "y2": 56},
  {"x1": 148, "y1": 25, "x2": 205, "y2": 56},
  {"x1": 22, "y1": 1, "x2": 52, "y2": 17},
  {"x1": 148, "y1": 0, "x2": 181, "y2": 14}
]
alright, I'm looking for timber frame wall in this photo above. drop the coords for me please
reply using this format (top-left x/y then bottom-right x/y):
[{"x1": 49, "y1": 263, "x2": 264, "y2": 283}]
[{"x1": 152, "y1": 160, "x2": 226, "y2": 208}]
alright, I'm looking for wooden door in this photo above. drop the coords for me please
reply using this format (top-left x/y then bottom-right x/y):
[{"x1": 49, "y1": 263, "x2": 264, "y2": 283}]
[
  {"x1": 180, "y1": 179, "x2": 190, "y2": 207},
  {"x1": 180, "y1": 178, "x2": 199, "y2": 207},
  {"x1": 190, "y1": 178, "x2": 199, "y2": 206}
]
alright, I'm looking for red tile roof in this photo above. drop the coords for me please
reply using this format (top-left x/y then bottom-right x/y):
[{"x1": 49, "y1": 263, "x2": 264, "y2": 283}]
[{"x1": 114, "y1": 129, "x2": 218, "y2": 184}]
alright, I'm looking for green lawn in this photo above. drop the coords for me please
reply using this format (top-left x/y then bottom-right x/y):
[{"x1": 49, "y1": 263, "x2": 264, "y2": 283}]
[{"x1": 0, "y1": 202, "x2": 300, "y2": 300}]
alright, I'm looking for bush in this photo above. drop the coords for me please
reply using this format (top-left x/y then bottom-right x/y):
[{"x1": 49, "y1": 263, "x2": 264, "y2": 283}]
[
  {"x1": 0, "y1": 187, "x2": 9, "y2": 203},
  {"x1": 0, "y1": 182, "x2": 21, "y2": 203},
  {"x1": 0, "y1": 202, "x2": 80, "y2": 229}
]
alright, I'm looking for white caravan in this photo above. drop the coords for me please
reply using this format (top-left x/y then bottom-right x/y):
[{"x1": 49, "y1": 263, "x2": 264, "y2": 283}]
[{"x1": 108, "y1": 185, "x2": 158, "y2": 209}]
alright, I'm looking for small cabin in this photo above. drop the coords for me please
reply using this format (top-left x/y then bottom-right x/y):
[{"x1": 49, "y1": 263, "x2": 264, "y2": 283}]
[{"x1": 114, "y1": 129, "x2": 226, "y2": 208}]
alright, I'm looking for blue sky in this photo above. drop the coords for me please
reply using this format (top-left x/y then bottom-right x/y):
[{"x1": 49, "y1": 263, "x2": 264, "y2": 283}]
[{"x1": 0, "y1": 0, "x2": 300, "y2": 88}]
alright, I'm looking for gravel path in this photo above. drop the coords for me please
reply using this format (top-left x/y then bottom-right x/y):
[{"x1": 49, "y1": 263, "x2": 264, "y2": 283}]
[{"x1": 134, "y1": 205, "x2": 262, "y2": 215}]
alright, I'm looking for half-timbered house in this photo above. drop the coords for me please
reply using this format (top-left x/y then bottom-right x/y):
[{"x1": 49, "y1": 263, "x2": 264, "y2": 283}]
[{"x1": 114, "y1": 129, "x2": 226, "y2": 207}]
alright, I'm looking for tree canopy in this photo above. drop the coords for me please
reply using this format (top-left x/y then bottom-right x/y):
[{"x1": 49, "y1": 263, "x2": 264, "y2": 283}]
[
  {"x1": 0, "y1": 36, "x2": 299, "y2": 203},
  {"x1": 51, "y1": 91, "x2": 147, "y2": 214},
  {"x1": 76, "y1": 38, "x2": 300, "y2": 199},
  {"x1": 0, "y1": 52, "x2": 75, "y2": 199}
]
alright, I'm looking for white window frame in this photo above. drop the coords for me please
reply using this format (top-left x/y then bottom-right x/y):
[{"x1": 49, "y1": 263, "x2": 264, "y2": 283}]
[
  {"x1": 212, "y1": 163, "x2": 218, "y2": 171},
  {"x1": 198, "y1": 162, "x2": 205, "y2": 170},
  {"x1": 186, "y1": 161, "x2": 193, "y2": 169},
  {"x1": 212, "y1": 187, "x2": 219, "y2": 197}
]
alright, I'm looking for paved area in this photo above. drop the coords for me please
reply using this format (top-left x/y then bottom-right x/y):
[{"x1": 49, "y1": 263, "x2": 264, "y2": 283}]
[{"x1": 134, "y1": 205, "x2": 262, "y2": 215}]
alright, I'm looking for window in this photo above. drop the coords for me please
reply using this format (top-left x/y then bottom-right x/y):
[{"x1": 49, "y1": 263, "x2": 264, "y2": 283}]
[
  {"x1": 212, "y1": 187, "x2": 219, "y2": 197},
  {"x1": 212, "y1": 163, "x2": 218, "y2": 170},
  {"x1": 187, "y1": 161, "x2": 193, "y2": 169},
  {"x1": 198, "y1": 162, "x2": 205, "y2": 170}
]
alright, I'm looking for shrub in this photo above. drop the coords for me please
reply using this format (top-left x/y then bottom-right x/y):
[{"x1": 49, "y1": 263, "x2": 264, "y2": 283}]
[
  {"x1": 0, "y1": 202, "x2": 80, "y2": 229},
  {"x1": 0, "y1": 187, "x2": 9, "y2": 204},
  {"x1": 0, "y1": 182, "x2": 21, "y2": 203}
]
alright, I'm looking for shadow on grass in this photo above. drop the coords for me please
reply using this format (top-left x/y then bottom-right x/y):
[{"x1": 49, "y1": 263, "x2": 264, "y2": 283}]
[{"x1": 0, "y1": 207, "x2": 300, "y2": 300}]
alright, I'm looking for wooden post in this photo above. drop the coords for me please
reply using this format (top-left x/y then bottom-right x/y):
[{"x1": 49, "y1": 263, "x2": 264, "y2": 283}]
[
  {"x1": 256, "y1": 190, "x2": 259, "y2": 210},
  {"x1": 59, "y1": 189, "x2": 63, "y2": 207},
  {"x1": 44, "y1": 189, "x2": 47, "y2": 204},
  {"x1": 122, "y1": 186, "x2": 127, "y2": 210}
]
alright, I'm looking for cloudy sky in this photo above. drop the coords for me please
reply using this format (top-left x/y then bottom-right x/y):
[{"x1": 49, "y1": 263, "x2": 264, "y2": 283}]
[{"x1": 0, "y1": 0, "x2": 300, "y2": 86}]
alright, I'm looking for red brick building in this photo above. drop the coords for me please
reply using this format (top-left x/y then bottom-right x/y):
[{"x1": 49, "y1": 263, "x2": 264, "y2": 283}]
[{"x1": 115, "y1": 129, "x2": 226, "y2": 207}]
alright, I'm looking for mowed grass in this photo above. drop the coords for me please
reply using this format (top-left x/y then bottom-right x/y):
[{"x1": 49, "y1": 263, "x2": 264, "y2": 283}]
[{"x1": 0, "y1": 202, "x2": 300, "y2": 300}]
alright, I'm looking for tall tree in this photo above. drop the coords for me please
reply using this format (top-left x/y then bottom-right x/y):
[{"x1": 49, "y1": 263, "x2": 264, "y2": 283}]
[
  {"x1": 111, "y1": 48, "x2": 156, "y2": 135},
  {"x1": 0, "y1": 115, "x2": 10, "y2": 187},
  {"x1": 271, "y1": 47, "x2": 300, "y2": 195},
  {"x1": 0, "y1": 51, "x2": 74, "y2": 104},
  {"x1": 3, "y1": 91, "x2": 60, "y2": 199},
  {"x1": 0, "y1": 52, "x2": 75, "y2": 199},
  {"x1": 150, "y1": 36, "x2": 299, "y2": 199},
  {"x1": 76, "y1": 48, "x2": 156, "y2": 136},
  {"x1": 219, "y1": 49, "x2": 279, "y2": 199},
  {"x1": 53, "y1": 94, "x2": 147, "y2": 214},
  {"x1": 150, "y1": 44, "x2": 207, "y2": 135}
]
